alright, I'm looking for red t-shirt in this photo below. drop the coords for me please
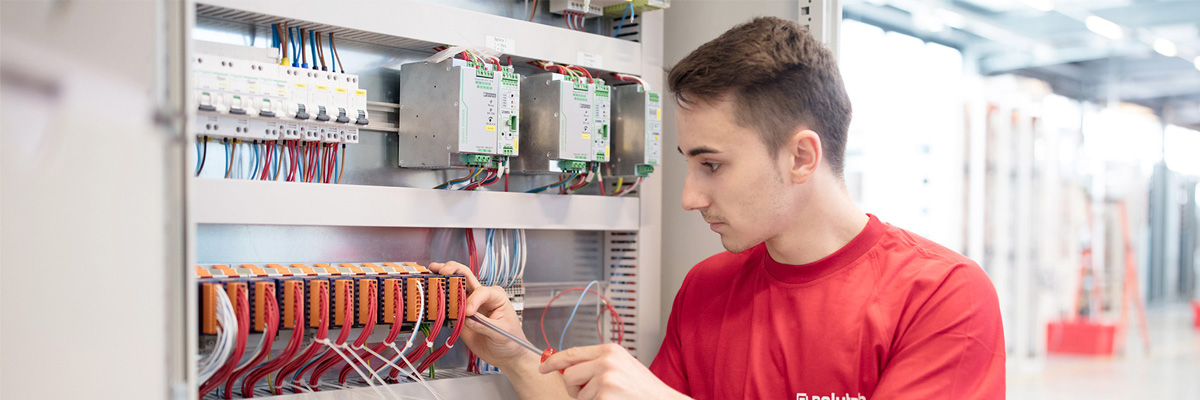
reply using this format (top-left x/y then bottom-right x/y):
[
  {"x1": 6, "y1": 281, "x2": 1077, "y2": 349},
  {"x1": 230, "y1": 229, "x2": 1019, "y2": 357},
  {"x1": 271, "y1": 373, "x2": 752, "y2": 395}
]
[{"x1": 649, "y1": 214, "x2": 1004, "y2": 400}]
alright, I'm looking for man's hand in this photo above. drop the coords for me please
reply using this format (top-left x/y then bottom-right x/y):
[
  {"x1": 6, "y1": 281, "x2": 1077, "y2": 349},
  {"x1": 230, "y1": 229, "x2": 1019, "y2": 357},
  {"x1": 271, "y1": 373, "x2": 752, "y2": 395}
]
[
  {"x1": 539, "y1": 343, "x2": 690, "y2": 400},
  {"x1": 428, "y1": 261, "x2": 538, "y2": 370}
]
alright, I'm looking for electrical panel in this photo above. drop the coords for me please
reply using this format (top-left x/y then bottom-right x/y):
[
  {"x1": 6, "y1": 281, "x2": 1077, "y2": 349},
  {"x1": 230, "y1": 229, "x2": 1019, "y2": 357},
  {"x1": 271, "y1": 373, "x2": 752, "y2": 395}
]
[
  {"x1": 193, "y1": 54, "x2": 367, "y2": 145},
  {"x1": 511, "y1": 73, "x2": 598, "y2": 173},
  {"x1": 398, "y1": 59, "x2": 521, "y2": 168},
  {"x1": 608, "y1": 84, "x2": 662, "y2": 177}
]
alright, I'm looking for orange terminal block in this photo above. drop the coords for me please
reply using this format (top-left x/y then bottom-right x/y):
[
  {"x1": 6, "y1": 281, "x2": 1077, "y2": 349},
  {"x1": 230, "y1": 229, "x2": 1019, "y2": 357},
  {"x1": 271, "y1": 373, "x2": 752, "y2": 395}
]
[
  {"x1": 254, "y1": 281, "x2": 275, "y2": 332},
  {"x1": 382, "y1": 262, "x2": 409, "y2": 273},
  {"x1": 282, "y1": 280, "x2": 303, "y2": 329},
  {"x1": 406, "y1": 262, "x2": 431, "y2": 273},
  {"x1": 242, "y1": 264, "x2": 269, "y2": 277},
  {"x1": 291, "y1": 263, "x2": 318, "y2": 276},
  {"x1": 225, "y1": 282, "x2": 248, "y2": 316},
  {"x1": 426, "y1": 277, "x2": 445, "y2": 322},
  {"x1": 341, "y1": 263, "x2": 367, "y2": 275},
  {"x1": 405, "y1": 277, "x2": 424, "y2": 322},
  {"x1": 309, "y1": 280, "x2": 329, "y2": 328},
  {"x1": 382, "y1": 278, "x2": 403, "y2": 324},
  {"x1": 448, "y1": 277, "x2": 464, "y2": 320},
  {"x1": 201, "y1": 283, "x2": 221, "y2": 334},
  {"x1": 213, "y1": 264, "x2": 239, "y2": 278},
  {"x1": 333, "y1": 279, "x2": 355, "y2": 326},
  {"x1": 357, "y1": 279, "x2": 376, "y2": 325},
  {"x1": 315, "y1": 263, "x2": 341, "y2": 276},
  {"x1": 196, "y1": 265, "x2": 213, "y2": 279},
  {"x1": 266, "y1": 264, "x2": 293, "y2": 277},
  {"x1": 361, "y1": 263, "x2": 387, "y2": 275}
]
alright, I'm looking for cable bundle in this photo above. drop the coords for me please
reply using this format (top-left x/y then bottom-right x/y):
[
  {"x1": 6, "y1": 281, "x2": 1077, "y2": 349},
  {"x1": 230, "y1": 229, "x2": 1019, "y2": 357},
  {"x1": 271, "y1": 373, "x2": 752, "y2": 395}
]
[
  {"x1": 198, "y1": 286, "x2": 237, "y2": 383},
  {"x1": 241, "y1": 285, "x2": 305, "y2": 397},
  {"x1": 200, "y1": 285, "x2": 249, "y2": 398},
  {"x1": 479, "y1": 229, "x2": 527, "y2": 288},
  {"x1": 222, "y1": 286, "x2": 279, "y2": 399}
]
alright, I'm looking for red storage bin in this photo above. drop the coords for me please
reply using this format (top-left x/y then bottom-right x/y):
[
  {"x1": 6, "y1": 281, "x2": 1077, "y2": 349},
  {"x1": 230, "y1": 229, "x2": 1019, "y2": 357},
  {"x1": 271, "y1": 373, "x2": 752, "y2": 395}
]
[
  {"x1": 1193, "y1": 301, "x2": 1199, "y2": 329},
  {"x1": 1047, "y1": 320, "x2": 1115, "y2": 355}
]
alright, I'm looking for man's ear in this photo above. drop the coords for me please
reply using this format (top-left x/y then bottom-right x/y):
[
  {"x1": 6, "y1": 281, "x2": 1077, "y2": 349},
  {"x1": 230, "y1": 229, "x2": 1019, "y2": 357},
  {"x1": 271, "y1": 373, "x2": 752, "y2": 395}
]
[{"x1": 785, "y1": 129, "x2": 822, "y2": 184}]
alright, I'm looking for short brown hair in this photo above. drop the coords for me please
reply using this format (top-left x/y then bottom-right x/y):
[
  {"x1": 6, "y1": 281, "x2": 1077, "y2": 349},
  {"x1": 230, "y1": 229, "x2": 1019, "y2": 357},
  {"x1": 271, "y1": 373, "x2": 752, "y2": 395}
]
[{"x1": 668, "y1": 17, "x2": 852, "y2": 177}]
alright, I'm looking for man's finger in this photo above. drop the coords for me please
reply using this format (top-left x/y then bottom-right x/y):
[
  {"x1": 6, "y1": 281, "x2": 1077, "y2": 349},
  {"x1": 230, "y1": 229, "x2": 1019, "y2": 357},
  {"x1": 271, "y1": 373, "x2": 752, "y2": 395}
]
[
  {"x1": 428, "y1": 261, "x2": 482, "y2": 291},
  {"x1": 537, "y1": 344, "x2": 615, "y2": 373},
  {"x1": 464, "y1": 286, "x2": 511, "y2": 317},
  {"x1": 559, "y1": 358, "x2": 603, "y2": 392}
]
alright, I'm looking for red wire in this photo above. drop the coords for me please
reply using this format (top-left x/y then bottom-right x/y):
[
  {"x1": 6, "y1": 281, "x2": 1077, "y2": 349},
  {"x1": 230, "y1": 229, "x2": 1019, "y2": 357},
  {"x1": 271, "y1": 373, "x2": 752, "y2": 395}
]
[
  {"x1": 275, "y1": 283, "x2": 329, "y2": 394},
  {"x1": 223, "y1": 286, "x2": 279, "y2": 399},
  {"x1": 416, "y1": 283, "x2": 466, "y2": 372},
  {"x1": 342, "y1": 282, "x2": 406, "y2": 384},
  {"x1": 336, "y1": 283, "x2": 379, "y2": 384},
  {"x1": 303, "y1": 283, "x2": 356, "y2": 389},
  {"x1": 466, "y1": 229, "x2": 479, "y2": 276},
  {"x1": 539, "y1": 288, "x2": 624, "y2": 351},
  {"x1": 389, "y1": 287, "x2": 446, "y2": 380},
  {"x1": 199, "y1": 285, "x2": 249, "y2": 398},
  {"x1": 504, "y1": 173, "x2": 509, "y2": 192},
  {"x1": 242, "y1": 284, "x2": 305, "y2": 397}
]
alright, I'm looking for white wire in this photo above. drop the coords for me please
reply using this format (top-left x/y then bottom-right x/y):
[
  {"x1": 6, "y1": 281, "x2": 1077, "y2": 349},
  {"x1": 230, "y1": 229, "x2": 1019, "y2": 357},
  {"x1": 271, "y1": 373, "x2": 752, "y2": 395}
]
[
  {"x1": 381, "y1": 281, "x2": 424, "y2": 375},
  {"x1": 198, "y1": 286, "x2": 236, "y2": 382},
  {"x1": 616, "y1": 177, "x2": 643, "y2": 197},
  {"x1": 315, "y1": 339, "x2": 392, "y2": 400}
]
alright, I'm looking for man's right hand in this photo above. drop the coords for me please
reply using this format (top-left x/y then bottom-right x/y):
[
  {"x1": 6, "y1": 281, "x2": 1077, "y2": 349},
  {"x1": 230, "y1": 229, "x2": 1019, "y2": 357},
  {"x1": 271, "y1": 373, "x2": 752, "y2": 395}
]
[{"x1": 428, "y1": 261, "x2": 539, "y2": 370}]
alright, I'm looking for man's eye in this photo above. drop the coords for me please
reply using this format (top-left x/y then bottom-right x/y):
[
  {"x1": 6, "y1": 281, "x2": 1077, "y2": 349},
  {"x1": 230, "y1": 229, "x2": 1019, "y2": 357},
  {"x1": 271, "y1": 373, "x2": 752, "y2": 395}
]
[{"x1": 701, "y1": 162, "x2": 720, "y2": 173}]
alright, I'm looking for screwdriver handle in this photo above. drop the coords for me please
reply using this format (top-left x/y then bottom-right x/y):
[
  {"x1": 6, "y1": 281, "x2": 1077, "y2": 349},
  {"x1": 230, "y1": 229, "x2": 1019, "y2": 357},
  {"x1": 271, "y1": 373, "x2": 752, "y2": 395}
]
[{"x1": 541, "y1": 348, "x2": 564, "y2": 374}]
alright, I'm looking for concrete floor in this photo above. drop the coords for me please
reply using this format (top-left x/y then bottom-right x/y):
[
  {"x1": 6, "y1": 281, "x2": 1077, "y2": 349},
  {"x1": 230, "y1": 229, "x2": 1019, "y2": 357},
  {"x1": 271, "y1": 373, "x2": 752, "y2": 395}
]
[{"x1": 1007, "y1": 304, "x2": 1200, "y2": 399}]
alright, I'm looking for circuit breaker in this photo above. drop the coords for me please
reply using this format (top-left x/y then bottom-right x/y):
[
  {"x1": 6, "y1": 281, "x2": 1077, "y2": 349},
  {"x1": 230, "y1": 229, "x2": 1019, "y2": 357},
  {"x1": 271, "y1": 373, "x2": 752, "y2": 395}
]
[
  {"x1": 608, "y1": 84, "x2": 662, "y2": 177},
  {"x1": 398, "y1": 59, "x2": 521, "y2": 168},
  {"x1": 511, "y1": 73, "x2": 597, "y2": 173},
  {"x1": 193, "y1": 53, "x2": 367, "y2": 144}
]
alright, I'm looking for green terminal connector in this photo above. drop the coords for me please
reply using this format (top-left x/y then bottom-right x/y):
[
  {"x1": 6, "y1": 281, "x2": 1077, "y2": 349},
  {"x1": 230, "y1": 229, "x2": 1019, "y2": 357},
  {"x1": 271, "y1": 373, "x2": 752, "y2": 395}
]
[
  {"x1": 460, "y1": 153, "x2": 493, "y2": 167},
  {"x1": 636, "y1": 164, "x2": 655, "y2": 177},
  {"x1": 603, "y1": 0, "x2": 670, "y2": 17},
  {"x1": 558, "y1": 160, "x2": 587, "y2": 172}
]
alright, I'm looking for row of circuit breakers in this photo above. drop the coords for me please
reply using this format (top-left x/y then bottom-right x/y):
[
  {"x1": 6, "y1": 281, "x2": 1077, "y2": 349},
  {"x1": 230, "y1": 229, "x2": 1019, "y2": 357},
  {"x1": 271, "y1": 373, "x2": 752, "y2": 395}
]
[
  {"x1": 194, "y1": 54, "x2": 662, "y2": 177},
  {"x1": 197, "y1": 263, "x2": 466, "y2": 333}
]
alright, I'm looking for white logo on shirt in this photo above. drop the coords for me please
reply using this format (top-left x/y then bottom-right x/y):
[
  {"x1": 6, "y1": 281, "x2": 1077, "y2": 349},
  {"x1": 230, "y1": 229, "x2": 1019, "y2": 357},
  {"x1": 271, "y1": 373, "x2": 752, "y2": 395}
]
[{"x1": 796, "y1": 393, "x2": 866, "y2": 400}]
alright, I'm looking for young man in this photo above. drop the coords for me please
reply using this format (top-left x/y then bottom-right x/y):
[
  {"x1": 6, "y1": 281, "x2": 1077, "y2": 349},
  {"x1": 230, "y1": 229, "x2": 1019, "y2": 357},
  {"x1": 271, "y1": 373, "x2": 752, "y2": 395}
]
[{"x1": 430, "y1": 16, "x2": 1004, "y2": 400}]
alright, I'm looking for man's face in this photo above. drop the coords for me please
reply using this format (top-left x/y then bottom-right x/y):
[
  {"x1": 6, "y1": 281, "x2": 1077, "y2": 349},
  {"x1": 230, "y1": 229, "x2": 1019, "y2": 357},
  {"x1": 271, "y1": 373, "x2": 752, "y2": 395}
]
[{"x1": 676, "y1": 98, "x2": 794, "y2": 253}]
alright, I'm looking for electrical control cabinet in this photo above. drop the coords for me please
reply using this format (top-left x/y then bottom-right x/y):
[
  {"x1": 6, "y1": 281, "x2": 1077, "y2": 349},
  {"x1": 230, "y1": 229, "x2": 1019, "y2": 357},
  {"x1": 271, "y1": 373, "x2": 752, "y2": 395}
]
[
  {"x1": 608, "y1": 84, "x2": 662, "y2": 177},
  {"x1": 511, "y1": 73, "x2": 597, "y2": 173},
  {"x1": 398, "y1": 59, "x2": 521, "y2": 168},
  {"x1": 193, "y1": 53, "x2": 367, "y2": 144}
]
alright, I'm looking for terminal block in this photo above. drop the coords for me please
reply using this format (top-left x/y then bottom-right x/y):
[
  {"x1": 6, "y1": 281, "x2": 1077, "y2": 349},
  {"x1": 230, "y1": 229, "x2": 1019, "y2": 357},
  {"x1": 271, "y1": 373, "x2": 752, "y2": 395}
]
[
  {"x1": 356, "y1": 278, "x2": 377, "y2": 326},
  {"x1": 398, "y1": 59, "x2": 521, "y2": 168},
  {"x1": 279, "y1": 279, "x2": 305, "y2": 329},
  {"x1": 381, "y1": 278, "x2": 404, "y2": 324},
  {"x1": 308, "y1": 279, "x2": 330, "y2": 328},
  {"x1": 608, "y1": 84, "x2": 662, "y2": 177},
  {"x1": 425, "y1": 277, "x2": 446, "y2": 322},
  {"x1": 332, "y1": 279, "x2": 355, "y2": 327}
]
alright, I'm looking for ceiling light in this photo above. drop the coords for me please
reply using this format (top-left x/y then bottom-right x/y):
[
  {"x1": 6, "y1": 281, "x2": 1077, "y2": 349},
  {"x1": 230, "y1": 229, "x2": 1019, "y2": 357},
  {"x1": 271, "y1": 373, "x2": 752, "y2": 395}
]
[
  {"x1": 1085, "y1": 16, "x2": 1123, "y2": 40},
  {"x1": 1153, "y1": 38, "x2": 1178, "y2": 57},
  {"x1": 1018, "y1": 0, "x2": 1054, "y2": 12},
  {"x1": 1194, "y1": 56, "x2": 1200, "y2": 71}
]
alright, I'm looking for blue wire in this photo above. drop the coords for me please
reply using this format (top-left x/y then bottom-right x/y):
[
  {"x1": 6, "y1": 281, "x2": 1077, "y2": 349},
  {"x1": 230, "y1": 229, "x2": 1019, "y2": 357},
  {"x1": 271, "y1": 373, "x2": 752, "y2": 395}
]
[
  {"x1": 253, "y1": 143, "x2": 262, "y2": 180},
  {"x1": 195, "y1": 138, "x2": 203, "y2": 174},
  {"x1": 612, "y1": 3, "x2": 632, "y2": 38},
  {"x1": 297, "y1": 144, "x2": 305, "y2": 182},
  {"x1": 329, "y1": 33, "x2": 336, "y2": 71},
  {"x1": 291, "y1": 28, "x2": 300, "y2": 67},
  {"x1": 223, "y1": 141, "x2": 231, "y2": 178},
  {"x1": 559, "y1": 281, "x2": 599, "y2": 350},
  {"x1": 271, "y1": 24, "x2": 279, "y2": 49},
  {"x1": 526, "y1": 172, "x2": 578, "y2": 193}
]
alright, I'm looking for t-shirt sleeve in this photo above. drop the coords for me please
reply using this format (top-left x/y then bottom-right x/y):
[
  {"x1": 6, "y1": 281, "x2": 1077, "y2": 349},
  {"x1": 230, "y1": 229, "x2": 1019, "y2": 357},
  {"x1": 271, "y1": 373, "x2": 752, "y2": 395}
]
[
  {"x1": 872, "y1": 263, "x2": 1005, "y2": 400},
  {"x1": 649, "y1": 275, "x2": 690, "y2": 395}
]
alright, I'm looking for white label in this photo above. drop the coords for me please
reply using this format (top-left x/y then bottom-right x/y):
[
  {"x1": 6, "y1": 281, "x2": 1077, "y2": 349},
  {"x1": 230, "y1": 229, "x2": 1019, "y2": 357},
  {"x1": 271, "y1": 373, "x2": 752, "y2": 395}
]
[
  {"x1": 486, "y1": 35, "x2": 517, "y2": 54},
  {"x1": 577, "y1": 51, "x2": 603, "y2": 68}
]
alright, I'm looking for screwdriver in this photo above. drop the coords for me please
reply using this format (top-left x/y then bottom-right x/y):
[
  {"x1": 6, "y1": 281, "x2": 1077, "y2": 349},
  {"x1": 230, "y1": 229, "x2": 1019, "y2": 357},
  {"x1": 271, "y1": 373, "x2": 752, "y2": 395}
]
[{"x1": 467, "y1": 314, "x2": 560, "y2": 371}]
